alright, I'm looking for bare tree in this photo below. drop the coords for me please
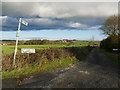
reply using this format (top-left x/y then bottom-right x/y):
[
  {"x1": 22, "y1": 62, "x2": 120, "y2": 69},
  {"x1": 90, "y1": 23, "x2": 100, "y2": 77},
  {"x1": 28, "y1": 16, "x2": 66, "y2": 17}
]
[{"x1": 100, "y1": 15, "x2": 119, "y2": 36}]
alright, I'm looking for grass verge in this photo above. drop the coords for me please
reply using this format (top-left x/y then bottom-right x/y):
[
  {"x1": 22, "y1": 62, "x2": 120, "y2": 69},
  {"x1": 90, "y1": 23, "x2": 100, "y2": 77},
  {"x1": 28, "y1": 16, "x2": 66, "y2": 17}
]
[
  {"x1": 2, "y1": 57, "x2": 78, "y2": 79},
  {"x1": 2, "y1": 47, "x2": 92, "y2": 79},
  {"x1": 100, "y1": 49, "x2": 119, "y2": 65}
]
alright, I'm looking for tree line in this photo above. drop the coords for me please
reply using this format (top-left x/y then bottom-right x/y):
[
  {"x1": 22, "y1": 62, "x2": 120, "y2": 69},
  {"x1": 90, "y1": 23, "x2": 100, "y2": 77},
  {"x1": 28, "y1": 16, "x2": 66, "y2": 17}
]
[{"x1": 100, "y1": 15, "x2": 119, "y2": 52}]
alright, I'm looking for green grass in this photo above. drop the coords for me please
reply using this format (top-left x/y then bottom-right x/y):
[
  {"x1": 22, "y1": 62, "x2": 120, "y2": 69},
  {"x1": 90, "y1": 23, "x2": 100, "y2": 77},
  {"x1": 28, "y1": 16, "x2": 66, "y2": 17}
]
[
  {"x1": 2, "y1": 41, "x2": 98, "y2": 79},
  {"x1": 101, "y1": 49, "x2": 119, "y2": 65},
  {"x1": 2, "y1": 44, "x2": 67, "y2": 54},
  {"x1": 2, "y1": 57, "x2": 79, "y2": 79},
  {"x1": 1, "y1": 41, "x2": 100, "y2": 55},
  {"x1": 74, "y1": 41, "x2": 89, "y2": 46},
  {"x1": 74, "y1": 41, "x2": 100, "y2": 46}
]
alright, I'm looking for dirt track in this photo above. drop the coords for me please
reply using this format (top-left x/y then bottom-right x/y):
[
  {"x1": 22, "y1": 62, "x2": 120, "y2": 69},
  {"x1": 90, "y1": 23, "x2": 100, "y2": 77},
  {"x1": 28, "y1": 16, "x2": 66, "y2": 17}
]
[{"x1": 3, "y1": 48, "x2": 120, "y2": 88}]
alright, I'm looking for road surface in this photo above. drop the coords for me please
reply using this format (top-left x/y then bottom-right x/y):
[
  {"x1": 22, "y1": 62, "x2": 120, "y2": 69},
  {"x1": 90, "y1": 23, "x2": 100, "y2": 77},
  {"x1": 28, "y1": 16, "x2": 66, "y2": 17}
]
[{"x1": 3, "y1": 48, "x2": 120, "y2": 88}]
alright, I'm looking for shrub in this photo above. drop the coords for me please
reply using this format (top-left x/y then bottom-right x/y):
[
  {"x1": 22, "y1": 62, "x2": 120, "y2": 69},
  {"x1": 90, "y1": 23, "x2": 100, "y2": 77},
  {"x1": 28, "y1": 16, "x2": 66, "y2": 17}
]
[
  {"x1": 2, "y1": 47, "x2": 92, "y2": 71},
  {"x1": 100, "y1": 35, "x2": 118, "y2": 51},
  {"x1": 2, "y1": 48, "x2": 73, "y2": 71}
]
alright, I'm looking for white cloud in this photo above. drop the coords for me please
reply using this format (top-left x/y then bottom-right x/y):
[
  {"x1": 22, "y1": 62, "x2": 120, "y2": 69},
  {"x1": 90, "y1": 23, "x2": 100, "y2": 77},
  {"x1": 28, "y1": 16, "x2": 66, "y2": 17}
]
[
  {"x1": 1, "y1": 2, "x2": 118, "y2": 31},
  {"x1": 1, "y1": 16, "x2": 18, "y2": 25},
  {"x1": 88, "y1": 25, "x2": 101, "y2": 30},
  {"x1": 68, "y1": 22, "x2": 101, "y2": 30},
  {"x1": 0, "y1": 16, "x2": 7, "y2": 26},
  {"x1": 68, "y1": 22, "x2": 87, "y2": 28},
  {"x1": 69, "y1": 22, "x2": 81, "y2": 28},
  {"x1": 2, "y1": 2, "x2": 118, "y2": 18}
]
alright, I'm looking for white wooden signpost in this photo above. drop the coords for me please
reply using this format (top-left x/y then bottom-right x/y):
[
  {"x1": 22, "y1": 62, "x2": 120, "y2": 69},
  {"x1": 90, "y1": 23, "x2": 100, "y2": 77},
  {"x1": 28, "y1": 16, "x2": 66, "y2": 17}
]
[{"x1": 13, "y1": 18, "x2": 28, "y2": 66}]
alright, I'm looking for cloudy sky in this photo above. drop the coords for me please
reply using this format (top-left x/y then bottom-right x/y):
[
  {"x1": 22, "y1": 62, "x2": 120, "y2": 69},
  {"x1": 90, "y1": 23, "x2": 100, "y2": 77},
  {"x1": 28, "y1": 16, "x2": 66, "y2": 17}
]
[{"x1": 0, "y1": 2, "x2": 118, "y2": 40}]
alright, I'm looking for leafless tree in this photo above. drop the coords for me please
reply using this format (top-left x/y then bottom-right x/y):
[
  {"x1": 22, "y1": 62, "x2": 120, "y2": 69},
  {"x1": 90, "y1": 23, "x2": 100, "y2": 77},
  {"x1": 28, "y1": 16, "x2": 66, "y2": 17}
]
[{"x1": 100, "y1": 15, "x2": 119, "y2": 36}]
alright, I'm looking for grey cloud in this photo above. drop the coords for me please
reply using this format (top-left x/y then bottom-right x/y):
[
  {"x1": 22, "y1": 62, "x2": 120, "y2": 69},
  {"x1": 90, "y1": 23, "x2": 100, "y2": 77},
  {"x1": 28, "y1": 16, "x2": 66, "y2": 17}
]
[
  {"x1": 2, "y1": 2, "x2": 118, "y2": 18},
  {"x1": 1, "y1": 2, "x2": 118, "y2": 31},
  {"x1": 1, "y1": 16, "x2": 101, "y2": 31}
]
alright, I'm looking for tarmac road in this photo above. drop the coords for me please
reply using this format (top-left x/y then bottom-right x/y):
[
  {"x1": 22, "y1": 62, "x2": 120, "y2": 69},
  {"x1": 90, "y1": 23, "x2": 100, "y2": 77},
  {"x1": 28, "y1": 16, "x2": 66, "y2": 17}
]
[{"x1": 3, "y1": 48, "x2": 120, "y2": 88}]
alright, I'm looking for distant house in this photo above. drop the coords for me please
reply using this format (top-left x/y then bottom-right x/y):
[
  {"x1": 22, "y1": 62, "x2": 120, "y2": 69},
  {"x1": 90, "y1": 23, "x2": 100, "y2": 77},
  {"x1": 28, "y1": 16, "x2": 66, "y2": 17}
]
[
  {"x1": 73, "y1": 39, "x2": 77, "y2": 41},
  {"x1": 0, "y1": 43, "x2": 7, "y2": 46},
  {"x1": 62, "y1": 39, "x2": 67, "y2": 43}
]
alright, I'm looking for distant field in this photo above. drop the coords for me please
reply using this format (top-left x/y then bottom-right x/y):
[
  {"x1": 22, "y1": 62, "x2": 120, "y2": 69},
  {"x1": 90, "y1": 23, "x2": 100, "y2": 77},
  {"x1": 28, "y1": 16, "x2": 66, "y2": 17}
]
[
  {"x1": 2, "y1": 41, "x2": 100, "y2": 55},
  {"x1": 2, "y1": 45, "x2": 67, "y2": 54}
]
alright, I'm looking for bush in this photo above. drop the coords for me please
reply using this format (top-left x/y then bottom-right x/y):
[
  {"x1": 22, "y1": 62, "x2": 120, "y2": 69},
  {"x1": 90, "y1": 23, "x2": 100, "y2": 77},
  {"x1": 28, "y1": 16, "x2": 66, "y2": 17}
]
[
  {"x1": 24, "y1": 40, "x2": 64, "y2": 45},
  {"x1": 2, "y1": 47, "x2": 92, "y2": 71},
  {"x1": 100, "y1": 35, "x2": 118, "y2": 51},
  {"x1": 2, "y1": 48, "x2": 73, "y2": 71}
]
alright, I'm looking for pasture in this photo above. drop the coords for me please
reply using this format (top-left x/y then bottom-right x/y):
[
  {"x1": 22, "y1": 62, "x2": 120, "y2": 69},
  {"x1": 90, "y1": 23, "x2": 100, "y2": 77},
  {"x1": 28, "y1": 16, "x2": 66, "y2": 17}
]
[
  {"x1": 2, "y1": 41, "x2": 100, "y2": 55},
  {"x1": 2, "y1": 40, "x2": 100, "y2": 79}
]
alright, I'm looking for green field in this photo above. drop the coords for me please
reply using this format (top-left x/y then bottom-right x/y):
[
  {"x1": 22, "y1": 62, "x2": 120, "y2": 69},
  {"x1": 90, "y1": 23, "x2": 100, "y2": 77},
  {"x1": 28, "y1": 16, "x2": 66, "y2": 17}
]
[
  {"x1": 2, "y1": 41, "x2": 100, "y2": 79},
  {"x1": 2, "y1": 45, "x2": 67, "y2": 54},
  {"x1": 2, "y1": 41, "x2": 100, "y2": 55}
]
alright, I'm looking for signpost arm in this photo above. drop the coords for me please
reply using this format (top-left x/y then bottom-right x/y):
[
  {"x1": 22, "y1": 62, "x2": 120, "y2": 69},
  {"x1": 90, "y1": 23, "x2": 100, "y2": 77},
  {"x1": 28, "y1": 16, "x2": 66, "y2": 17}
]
[{"x1": 13, "y1": 18, "x2": 22, "y2": 66}]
